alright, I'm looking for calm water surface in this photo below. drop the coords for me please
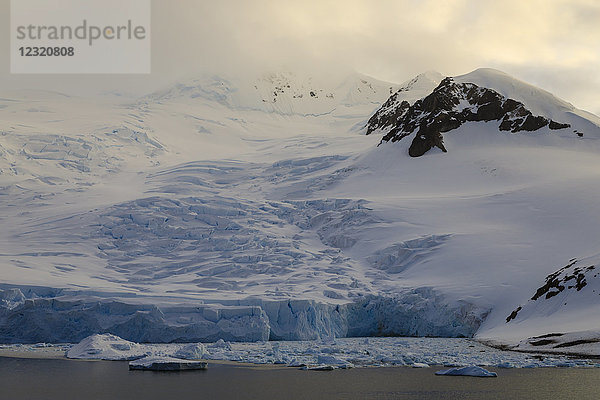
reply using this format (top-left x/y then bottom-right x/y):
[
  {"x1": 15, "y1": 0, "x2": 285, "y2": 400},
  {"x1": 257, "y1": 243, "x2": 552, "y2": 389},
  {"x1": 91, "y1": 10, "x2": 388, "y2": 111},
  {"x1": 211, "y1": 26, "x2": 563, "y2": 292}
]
[{"x1": 1, "y1": 356, "x2": 599, "y2": 400}]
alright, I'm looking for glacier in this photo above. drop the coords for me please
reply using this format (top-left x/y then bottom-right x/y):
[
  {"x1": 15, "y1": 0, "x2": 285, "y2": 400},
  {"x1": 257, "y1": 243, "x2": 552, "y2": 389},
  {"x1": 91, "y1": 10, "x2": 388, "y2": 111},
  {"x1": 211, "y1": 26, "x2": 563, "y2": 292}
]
[
  {"x1": 0, "y1": 286, "x2": 486, "y2": 343},
  {"x1": 1, "y1": 69, "x2": 600, "y2": 348}
]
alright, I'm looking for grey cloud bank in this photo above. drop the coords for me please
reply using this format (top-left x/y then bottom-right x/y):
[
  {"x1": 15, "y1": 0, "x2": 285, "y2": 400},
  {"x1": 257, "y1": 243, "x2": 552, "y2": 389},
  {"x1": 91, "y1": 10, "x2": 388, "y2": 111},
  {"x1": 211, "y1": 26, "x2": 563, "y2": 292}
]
[{"x1": 1, "y1": 0, "x2": 599, "y2": 115}]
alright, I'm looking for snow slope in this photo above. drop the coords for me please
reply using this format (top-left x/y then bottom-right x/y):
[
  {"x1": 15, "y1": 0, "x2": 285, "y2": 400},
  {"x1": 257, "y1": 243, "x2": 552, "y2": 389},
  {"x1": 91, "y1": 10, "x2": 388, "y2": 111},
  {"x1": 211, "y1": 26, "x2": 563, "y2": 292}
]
[
  {"x1": 1, "y1": 68, "x2": 599, "y2": 348},
  {"x1": 454, "y1": 68, "x2": 600, "y2": 129}
]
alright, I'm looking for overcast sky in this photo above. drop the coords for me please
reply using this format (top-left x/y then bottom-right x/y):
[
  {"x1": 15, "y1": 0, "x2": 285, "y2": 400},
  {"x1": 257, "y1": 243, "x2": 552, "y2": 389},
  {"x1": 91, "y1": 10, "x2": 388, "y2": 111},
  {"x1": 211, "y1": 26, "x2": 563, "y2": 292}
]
[{"x1": 2, "y1": 0, "x2": 599, "y2": 114}]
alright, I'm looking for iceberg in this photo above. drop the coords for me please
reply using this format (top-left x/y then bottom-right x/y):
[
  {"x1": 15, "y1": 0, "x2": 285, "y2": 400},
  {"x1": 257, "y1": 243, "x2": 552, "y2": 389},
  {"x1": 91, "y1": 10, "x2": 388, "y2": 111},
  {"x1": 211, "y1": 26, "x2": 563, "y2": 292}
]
[
  {"x1": 66, "y1": 334, "x2": 147, "y2": 361},
  {"x1": 129, "y1": 356, "x2": 207, "y2": 371},
  {"x1": 174, "y1": 343, "x2": 206, "y2": 359},
  {"x1": 435, "y1": 365, "x2": 497, "y2": 377},
  {"x1": 316, "y1": 354, "x2": 353, "y2": 369}
]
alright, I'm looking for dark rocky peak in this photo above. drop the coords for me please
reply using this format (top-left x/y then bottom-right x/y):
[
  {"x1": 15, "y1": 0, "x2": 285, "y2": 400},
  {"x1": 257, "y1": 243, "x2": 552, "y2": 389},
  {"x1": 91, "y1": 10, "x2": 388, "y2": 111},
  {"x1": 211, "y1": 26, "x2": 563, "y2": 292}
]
[{"x1": 367, "y1": 77, "x2": 571, "y2": 157}]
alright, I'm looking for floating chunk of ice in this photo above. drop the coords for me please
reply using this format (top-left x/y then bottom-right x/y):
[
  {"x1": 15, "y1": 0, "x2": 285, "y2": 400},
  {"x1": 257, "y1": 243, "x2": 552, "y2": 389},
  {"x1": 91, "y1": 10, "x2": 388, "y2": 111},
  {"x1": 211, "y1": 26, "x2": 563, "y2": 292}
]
[
  {"x1": 316, "y1": 354, "x2": 353, "y2": 369},
  {"x1": 435, "y1": 365, "x2": 497, "y2": 377},
  {"x1": 302, "y1": 365, "x2": 336, "y2": 371},
  {"x1": 287, "y1": 358, "x2": 306, "y2": 367},
  {"x1": 129, "y1": 356, "x2": 207, "y2": 371}
]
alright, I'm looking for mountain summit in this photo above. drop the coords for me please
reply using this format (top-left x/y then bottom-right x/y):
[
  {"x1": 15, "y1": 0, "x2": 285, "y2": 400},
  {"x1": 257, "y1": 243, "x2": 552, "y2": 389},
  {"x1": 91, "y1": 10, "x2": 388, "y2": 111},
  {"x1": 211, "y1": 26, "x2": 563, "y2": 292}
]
[
  {"x1": 367, "y1": 68, "x2": 599, "y2": 157},
  {"x1": 144, "y1": 70, "x2": 398, "y2": 117}
]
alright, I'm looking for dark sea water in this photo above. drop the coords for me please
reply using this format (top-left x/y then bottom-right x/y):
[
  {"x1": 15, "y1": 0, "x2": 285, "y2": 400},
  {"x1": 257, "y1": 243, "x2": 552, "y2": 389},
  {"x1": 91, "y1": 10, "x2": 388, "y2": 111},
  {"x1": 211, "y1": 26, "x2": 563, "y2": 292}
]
[{"x1": 1, "y1": 356, "x2": 599, "y2": 400}]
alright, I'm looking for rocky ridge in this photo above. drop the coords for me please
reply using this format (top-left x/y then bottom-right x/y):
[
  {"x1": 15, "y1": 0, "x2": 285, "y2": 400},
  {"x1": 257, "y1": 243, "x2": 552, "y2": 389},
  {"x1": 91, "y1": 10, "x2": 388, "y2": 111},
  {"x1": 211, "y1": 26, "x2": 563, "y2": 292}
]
[{"x1": 367, "y1": 77, "x2": 571, "y2": 157}]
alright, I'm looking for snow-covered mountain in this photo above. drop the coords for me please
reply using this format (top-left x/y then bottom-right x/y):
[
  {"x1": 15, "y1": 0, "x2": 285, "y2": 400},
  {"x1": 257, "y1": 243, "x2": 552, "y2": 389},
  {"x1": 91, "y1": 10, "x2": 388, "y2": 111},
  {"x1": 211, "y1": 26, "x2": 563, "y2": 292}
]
[
  {"x1": 143, "y1": 70, "x2": 398, "y2": 118},
  {"x1": 1, "y1": 68, "x2": 599, "y2": 349},
  {"x1": 367, "y1": 68, "x2": 597, "y2": 157}
]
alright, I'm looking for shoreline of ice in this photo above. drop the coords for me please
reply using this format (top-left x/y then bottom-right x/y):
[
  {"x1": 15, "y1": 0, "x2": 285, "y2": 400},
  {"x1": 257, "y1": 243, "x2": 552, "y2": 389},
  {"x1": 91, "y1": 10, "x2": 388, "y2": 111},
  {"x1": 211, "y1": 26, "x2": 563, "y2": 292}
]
[{"x1": 3, "y1": 334, "x2": 599, "y2": 370}]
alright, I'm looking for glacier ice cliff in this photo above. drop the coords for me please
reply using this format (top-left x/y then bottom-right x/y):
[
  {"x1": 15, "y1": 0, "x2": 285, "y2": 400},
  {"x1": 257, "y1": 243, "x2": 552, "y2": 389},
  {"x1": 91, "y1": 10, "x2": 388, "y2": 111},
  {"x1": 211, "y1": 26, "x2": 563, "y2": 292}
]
[{"x1": 0, "y1": 286, "x2": 488, "y2": 343}]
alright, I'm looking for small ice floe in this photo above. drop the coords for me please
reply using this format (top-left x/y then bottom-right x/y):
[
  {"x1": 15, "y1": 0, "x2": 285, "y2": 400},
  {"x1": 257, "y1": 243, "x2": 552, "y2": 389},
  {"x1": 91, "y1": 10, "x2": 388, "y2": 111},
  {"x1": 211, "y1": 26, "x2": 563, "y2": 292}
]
[
  {"x1": 287, "y1": 358, "x2": 305, "y2": 367},
  {"x1": 317, "y1": 355, "x2": 353, "y2": 369},
  {"x1": 495, "y1": 361, "x2": 515, "y2": 369},
  {"x1": 129, "y1": 356, "x2": 207, "y2": 371},
  {"x1": 301, "y1": 365, "x2": 336, "y2": 371},
  {"x1": 435, "y1": 365, "x2": 497, "y2": 377},
  {"x1": 554, "y1": 361, "x2": 577, "y2": 368},
  {"x1": 295, "y1": 355, "x2": 354, "y2": 371},
  {"x1": 412, "y1": 363, "x2": 430, "y2": 368}
]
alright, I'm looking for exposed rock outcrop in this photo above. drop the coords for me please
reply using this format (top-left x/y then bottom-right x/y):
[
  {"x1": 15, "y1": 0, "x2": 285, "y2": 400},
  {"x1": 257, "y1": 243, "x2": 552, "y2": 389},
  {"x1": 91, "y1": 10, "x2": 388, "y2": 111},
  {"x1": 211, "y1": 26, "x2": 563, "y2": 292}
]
[
  {"x1": 506, "y1": 258, "x2": 597, "y2": 323},
  {"x1": 367, "y1": 77, "x2": 571, "y2": 157}
]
